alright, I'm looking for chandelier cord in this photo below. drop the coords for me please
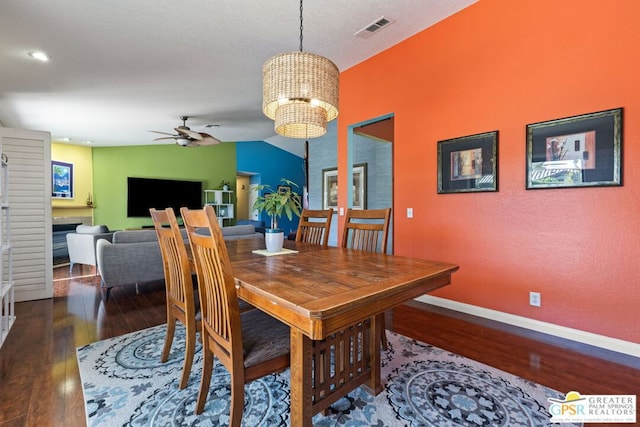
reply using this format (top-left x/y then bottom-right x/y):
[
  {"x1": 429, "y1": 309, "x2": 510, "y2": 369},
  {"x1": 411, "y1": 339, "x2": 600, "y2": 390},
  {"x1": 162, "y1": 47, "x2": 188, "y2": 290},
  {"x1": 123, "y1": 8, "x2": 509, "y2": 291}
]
[
  {"x1": 262, "y1": 0, "x2": 337, "y2": 138},
  {"x1": 299, "y1": 0, "x2": 304, "y2": 52}
]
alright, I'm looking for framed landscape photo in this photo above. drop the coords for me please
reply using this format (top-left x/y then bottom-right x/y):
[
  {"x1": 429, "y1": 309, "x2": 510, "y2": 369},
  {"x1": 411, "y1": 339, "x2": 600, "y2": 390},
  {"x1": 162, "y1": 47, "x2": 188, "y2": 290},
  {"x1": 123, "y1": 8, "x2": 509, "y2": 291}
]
[
  {"x1": 322, "y1": 167, "x2": 338, "y2": 210},
  {"x1": 322, "y1": 163, "x2": 368, "y2": 210},
  {"x1": 526, "y1": 108, "x2": 622, "y2": 189},
  {"x1": 51, "y1": 160, "x2": 74, "y2": 199},
  {"x1": 352, "y1": 163, "x2": 367, "y2": 210},
  {"x1": 437, "y1": 131, "x2": 498, "y2": 194}
]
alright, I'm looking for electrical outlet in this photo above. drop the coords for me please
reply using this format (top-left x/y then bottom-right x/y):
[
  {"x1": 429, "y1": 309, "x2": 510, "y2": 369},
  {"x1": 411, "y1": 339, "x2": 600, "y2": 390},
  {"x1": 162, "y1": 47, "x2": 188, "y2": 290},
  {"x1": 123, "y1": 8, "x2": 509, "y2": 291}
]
[
  {"x1": 529, "y1": 291, "x2": 541, "y2": 307},
  {"x1": 529, "y1": 353, "x2": 541, "y2": 369}
]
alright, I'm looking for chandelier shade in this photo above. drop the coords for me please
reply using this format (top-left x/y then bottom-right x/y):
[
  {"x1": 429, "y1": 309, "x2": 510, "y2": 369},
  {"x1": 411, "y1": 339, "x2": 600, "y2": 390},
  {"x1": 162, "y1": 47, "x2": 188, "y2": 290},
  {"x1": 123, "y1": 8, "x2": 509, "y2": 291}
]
[
  {"x1": 262, "y1": 51, "x2": 339, "y2": 139},
  {"x1": 274, "y1": 100, "x2": 328, "y2": 139}
]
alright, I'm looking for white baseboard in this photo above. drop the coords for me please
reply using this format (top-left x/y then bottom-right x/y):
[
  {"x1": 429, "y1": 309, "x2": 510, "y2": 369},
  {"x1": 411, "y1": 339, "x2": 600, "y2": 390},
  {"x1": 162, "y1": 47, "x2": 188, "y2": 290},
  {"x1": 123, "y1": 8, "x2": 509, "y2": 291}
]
[{"x1": 415, "y1": 295, "x2": 640, "y2": 358}]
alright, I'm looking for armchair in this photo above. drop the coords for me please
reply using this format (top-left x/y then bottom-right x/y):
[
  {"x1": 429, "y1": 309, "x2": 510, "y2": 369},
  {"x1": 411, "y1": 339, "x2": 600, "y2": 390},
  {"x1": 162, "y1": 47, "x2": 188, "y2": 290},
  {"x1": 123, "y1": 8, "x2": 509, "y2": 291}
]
[{"x1": 66, "y1": 225, "x2": 114, "y2": 274}]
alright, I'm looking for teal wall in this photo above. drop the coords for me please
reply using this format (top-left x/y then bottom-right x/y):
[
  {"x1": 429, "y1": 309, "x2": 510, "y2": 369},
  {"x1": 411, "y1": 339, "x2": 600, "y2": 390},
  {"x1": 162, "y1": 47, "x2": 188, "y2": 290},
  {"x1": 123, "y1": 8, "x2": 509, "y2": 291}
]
[
  {"x1": 92, "y1": 143, "x2": 237, "y2": 230},
  {"x1": 236, "y1": 141, "x2": 305, "y2": 234}
]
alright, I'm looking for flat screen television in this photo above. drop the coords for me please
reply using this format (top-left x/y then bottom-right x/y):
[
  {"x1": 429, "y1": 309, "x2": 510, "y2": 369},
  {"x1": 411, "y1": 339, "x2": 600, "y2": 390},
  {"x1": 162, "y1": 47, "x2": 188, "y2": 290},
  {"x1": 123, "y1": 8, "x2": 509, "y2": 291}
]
[{"x1": 127, "y1": 177, "x2": 202, "y2": 217}]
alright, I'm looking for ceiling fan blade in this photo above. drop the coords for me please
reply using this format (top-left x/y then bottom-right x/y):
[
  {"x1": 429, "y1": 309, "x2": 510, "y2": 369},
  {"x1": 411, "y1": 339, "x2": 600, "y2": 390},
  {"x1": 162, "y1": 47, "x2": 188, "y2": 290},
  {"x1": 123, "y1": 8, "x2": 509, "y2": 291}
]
[
  {"x1": 153, "y1": 136, "x2": 180, "y2": 141},
  {"x1": 149, "y1": 130, "x2": 177, "y2": 136},
  {"x1": 176, "y1": 127, "x2": 203, "y2": 140},
  {"x1": 195, "y1": 134, "x2": 222, "y2": 145}
]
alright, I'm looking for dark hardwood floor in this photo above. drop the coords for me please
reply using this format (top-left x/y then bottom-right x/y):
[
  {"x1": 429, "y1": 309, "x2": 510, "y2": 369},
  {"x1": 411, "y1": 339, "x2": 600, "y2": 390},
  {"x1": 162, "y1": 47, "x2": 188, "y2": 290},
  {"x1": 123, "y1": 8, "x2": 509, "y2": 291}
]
[{"x1": 0, "y1": 265, "x2": 638, "y2": 426}]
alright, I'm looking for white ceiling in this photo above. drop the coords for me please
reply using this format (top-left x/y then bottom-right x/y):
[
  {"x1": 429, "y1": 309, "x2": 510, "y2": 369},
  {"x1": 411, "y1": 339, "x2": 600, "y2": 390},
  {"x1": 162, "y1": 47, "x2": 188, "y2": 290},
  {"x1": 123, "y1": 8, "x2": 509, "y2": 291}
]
[{"x1": 0, "y1": 0, "x2": 477, "y2": 156}]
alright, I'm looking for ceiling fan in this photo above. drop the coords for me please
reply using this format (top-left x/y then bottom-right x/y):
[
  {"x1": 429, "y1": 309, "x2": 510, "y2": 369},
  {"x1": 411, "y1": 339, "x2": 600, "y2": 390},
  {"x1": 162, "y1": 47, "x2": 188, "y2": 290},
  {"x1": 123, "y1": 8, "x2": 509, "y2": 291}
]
[{"x1": 150, "y1": 116, "x2": 221, "y2": 147}]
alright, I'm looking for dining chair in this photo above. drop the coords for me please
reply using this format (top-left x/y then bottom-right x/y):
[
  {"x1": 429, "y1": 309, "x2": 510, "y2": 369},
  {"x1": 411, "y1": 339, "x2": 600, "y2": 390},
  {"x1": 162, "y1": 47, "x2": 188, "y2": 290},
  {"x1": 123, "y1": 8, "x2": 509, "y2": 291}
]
[
  {"x1": 150, "y1": 207, "x2": 200, "y2": 390},
  {"x1": 341, "y1": 208, "x2": 391, "y2": 253},
  {"x1": 341, "y1": 207, "x2": 392, "y2": 349},
  {"x1": 181, "y1": 205, "x2": 290, "y2": 422},
  {"x1": 295, "y1": 208, "x2": 333, "y2": 246}
]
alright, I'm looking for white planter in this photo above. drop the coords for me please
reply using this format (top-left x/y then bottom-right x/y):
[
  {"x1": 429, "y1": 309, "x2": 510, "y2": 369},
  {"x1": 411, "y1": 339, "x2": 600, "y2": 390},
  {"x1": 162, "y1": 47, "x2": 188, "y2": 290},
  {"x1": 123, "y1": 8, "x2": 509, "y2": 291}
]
[{"x1": 264, "y1": 229, "x2": 284, "y2": 252}]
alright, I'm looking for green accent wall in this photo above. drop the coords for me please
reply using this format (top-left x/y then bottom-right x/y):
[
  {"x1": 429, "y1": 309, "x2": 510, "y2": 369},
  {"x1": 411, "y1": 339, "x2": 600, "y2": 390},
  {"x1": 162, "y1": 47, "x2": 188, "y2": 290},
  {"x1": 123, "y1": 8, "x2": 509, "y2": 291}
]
[{"x1": 92, "y1": 143, "x2": 236, "y2": 230}]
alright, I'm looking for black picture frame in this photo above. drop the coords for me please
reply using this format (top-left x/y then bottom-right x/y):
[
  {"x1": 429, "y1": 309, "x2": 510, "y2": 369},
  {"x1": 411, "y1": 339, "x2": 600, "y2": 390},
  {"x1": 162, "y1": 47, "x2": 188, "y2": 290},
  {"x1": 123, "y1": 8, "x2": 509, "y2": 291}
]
[
  {"x1": 526, "y1": 108, "x2": 622, "y2": 189},
  {"x1": 437, "y1": 131, "x2": 498, "y2": 194},
  {"x1": 51, "y1": 160, "x2": 74, "y2": 199}
]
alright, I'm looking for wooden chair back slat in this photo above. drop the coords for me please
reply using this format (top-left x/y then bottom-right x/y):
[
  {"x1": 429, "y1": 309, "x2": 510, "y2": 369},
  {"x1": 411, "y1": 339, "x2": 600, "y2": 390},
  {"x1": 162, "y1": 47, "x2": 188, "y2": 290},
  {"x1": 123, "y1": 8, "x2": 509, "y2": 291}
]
[
  {"x1": 151, "y1": 209, "x2": 191, "y2": 303},
  {"x1": 181, "y1": 206, "x2": 241, "y2": 363},
  {"x1": 295, "y1": 208, "x2": 333, "y2": 246},
  {"x1": 341, "y1": 208, "x2": 391, "y2": 253}
]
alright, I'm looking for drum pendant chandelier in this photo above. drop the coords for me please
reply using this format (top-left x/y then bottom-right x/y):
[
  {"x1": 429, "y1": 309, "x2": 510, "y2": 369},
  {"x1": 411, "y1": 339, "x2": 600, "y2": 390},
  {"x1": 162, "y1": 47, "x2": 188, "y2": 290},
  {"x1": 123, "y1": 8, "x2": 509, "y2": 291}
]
[{"x1": 262, "y1": 0, "x2": 339, "y2": 139}]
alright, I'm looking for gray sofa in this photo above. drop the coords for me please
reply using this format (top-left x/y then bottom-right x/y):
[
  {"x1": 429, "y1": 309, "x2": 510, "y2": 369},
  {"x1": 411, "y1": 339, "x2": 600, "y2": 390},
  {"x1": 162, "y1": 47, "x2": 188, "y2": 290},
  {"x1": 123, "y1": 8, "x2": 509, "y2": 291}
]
[
  {"x1": 236, "y1": 219, "x2": 265, "y2": 234},
  {"x1": 96, "y1": 225, "x2": 262, "y2": 300}
]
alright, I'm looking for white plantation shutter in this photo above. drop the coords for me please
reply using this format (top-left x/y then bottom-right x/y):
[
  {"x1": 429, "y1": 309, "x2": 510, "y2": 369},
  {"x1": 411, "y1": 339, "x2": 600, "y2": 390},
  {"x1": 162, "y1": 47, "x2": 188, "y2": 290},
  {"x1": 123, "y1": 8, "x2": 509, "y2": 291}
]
[{"x1": 0, "y1": 128, "x2": 52, "y2": 301}]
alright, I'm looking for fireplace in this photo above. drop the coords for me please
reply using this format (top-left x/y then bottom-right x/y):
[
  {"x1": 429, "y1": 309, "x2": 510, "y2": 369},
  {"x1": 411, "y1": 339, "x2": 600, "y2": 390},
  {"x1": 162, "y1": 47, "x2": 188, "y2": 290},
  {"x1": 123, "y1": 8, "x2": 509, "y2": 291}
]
[{"x1": 52, "y1": 216, "x2": 92, "y2": 265}]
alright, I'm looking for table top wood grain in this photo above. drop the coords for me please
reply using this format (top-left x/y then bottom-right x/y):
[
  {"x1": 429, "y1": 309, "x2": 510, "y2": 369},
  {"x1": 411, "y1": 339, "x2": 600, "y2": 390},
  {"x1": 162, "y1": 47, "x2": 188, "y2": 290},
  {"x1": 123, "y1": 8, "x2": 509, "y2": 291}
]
[{"x1": 227, "y1": 239, "x2": 459, "y2": 340}]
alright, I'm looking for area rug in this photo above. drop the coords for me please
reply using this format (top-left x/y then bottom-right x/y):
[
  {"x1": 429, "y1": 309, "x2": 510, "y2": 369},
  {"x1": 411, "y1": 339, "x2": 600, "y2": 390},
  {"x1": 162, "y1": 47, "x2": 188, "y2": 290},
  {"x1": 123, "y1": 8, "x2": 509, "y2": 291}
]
[{"x1": 77, "y1": 324, "x2": 580, "y2": 426}]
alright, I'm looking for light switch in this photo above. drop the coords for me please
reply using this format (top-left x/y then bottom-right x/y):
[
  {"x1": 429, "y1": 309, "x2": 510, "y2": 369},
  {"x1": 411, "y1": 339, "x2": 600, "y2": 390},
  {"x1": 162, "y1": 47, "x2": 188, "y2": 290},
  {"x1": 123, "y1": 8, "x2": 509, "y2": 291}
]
[
  {"x1": 339, "y1": 207, "x2": 344, "y2": 216},
  {"x1": 407, "y1": 208, "x2": 413, "y2": 218}
]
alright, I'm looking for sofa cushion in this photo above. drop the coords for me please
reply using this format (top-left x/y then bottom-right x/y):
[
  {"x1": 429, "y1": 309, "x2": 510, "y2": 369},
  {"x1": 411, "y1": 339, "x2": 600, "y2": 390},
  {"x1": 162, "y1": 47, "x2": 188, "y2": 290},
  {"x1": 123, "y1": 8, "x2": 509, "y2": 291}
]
[
  {"x1": 76, "y1": 224, "x2": 109, "y2": 234},
  {"x1": 236, "y1": 219, "x2": 265, "y2": 234},
  {"x1": 236, "y1": 219, "x2": 266, "y2": 234},
  {"x1": 113, "y1": 229, "x2": 158, "y2": 243},
  {"x1": 221, "y1": 224, "x2": 255, "y2": 237},
  {"x1": 235, "y1": 219, "x2": 264, "y2": 228}
]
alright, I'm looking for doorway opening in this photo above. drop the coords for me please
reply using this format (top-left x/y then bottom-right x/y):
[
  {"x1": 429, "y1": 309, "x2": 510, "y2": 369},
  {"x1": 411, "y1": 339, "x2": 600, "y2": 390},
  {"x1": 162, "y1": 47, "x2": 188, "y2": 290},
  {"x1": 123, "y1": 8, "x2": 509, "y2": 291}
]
[{"x1": 348, "y1": 114, "x2": 394, "y2": 253}]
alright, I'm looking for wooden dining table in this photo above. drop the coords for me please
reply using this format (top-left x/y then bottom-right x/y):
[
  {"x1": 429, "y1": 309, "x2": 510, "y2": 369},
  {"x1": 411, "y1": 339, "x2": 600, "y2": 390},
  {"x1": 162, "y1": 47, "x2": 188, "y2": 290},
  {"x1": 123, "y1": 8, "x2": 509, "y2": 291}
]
[{"x1": 225, "y1": 238, "x2": 459, "y2": 427}]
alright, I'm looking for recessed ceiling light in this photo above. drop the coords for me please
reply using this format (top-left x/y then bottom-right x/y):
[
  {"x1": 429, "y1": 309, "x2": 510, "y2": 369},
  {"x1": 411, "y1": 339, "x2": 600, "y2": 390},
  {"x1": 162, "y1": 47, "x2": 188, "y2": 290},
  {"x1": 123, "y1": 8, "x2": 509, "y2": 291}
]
[{"x1": 29, "y1": 51, "x2": 50, "y2": 62}]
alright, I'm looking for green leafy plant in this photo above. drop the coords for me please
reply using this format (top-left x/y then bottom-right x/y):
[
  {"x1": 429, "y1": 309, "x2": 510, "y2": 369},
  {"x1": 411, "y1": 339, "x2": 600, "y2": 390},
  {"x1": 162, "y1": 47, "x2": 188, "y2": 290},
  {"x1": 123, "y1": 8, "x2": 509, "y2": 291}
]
[{"x1": 252, "y1": 178, "x2": 302, "y2": 230}]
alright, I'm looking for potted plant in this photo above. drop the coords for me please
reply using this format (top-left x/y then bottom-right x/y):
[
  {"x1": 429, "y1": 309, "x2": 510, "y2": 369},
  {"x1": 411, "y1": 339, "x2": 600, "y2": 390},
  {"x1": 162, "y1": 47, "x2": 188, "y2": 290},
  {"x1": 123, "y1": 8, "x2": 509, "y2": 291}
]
[
  {"x1": 219, "y1": 180, "x2": 230, "y2": 191},
  {"x1": 252, "y1": 178, "x2": 302, "y2": 252}
]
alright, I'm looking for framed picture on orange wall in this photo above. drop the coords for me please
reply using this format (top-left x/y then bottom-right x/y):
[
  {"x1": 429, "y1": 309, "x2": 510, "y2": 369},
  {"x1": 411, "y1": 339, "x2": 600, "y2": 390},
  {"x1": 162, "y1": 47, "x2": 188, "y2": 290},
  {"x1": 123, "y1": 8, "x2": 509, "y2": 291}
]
[
  {"x1": 437, "y1": 131, "x2": 498, "y2": 194},
  {"x1": 526, "y1": 108, "x2": 622, "y2": 189}
]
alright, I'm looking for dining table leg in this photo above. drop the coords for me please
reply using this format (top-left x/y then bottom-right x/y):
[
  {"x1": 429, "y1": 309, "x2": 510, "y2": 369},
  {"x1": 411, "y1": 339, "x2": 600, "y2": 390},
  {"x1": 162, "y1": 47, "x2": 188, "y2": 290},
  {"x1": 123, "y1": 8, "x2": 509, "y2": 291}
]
[
  {"x1": 289, "y1": 328, "x2": 313, "y2": 427},
  {"x1": 370, "y1": 314, "x2": 383, "y2": 393}
]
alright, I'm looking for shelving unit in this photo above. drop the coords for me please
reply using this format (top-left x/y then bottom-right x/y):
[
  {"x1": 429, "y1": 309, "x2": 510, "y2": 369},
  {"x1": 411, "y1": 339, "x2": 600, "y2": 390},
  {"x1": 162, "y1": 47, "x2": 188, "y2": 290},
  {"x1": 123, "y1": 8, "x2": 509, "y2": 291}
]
[
  {"x1": 0, "y1": 157, "x2": 14, "y2": 349},
  {"x1": 204, "y1": 190, "x2": 234, "y2": 226}
]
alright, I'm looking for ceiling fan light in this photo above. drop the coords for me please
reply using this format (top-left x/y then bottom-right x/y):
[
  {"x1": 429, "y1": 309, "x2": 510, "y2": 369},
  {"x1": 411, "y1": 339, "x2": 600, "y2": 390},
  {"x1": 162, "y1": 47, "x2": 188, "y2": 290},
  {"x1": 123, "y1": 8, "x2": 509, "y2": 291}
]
[
  {"x1": 263, "y1": 51, "x2": 339, "y2": 139},
  {"x1": 274, "y1": 102, "x2": 327, "y2": 138},
  {"x1": 175, "y1": 137, "x2": 191, "y2": 146}
]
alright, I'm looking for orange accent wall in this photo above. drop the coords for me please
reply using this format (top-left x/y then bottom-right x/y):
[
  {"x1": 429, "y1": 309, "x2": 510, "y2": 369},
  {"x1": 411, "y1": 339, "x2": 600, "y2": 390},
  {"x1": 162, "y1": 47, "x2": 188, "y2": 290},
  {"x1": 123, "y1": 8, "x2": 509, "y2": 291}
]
[{"x1": 338, "y1": 0, "x2": 640, "y2": 343}]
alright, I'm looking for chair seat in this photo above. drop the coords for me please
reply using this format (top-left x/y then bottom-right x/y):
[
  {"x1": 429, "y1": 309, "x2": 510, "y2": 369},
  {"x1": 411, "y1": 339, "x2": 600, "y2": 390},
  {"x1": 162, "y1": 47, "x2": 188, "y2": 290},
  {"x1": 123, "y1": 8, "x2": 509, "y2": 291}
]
[{"x1": 241, "y1": 309, "x2": 290, "y2": 368}]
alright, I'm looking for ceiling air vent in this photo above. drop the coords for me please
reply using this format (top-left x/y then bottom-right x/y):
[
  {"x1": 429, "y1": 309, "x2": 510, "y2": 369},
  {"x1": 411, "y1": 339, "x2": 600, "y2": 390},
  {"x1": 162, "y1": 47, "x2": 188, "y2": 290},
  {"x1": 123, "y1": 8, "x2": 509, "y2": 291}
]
[{"x1": 354, "y1": 16, "x2": 395, "y2": 39}]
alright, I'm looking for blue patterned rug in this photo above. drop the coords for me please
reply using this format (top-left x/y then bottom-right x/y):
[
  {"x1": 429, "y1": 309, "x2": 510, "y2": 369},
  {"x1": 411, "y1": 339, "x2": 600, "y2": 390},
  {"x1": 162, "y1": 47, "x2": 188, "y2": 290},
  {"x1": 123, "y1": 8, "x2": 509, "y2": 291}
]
[{"x1": 77, "y1": 324, "x2": 580, "y2": 426}]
